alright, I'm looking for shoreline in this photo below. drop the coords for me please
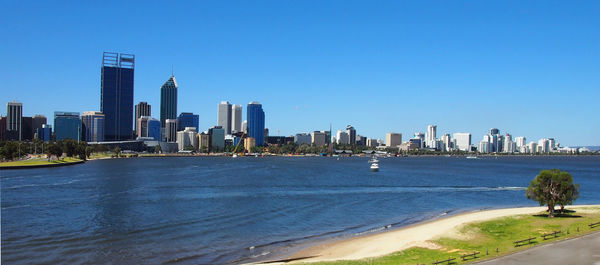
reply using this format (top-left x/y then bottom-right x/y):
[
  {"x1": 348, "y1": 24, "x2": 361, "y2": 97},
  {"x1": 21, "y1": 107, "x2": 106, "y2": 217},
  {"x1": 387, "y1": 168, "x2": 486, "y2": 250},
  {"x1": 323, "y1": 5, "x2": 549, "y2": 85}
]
[
  {"x1": 0, "y1": 158, "x2": 84, "y2": 170},
  {"x1": 253, "y1": 205, "x2": 600, "y2": 264}
]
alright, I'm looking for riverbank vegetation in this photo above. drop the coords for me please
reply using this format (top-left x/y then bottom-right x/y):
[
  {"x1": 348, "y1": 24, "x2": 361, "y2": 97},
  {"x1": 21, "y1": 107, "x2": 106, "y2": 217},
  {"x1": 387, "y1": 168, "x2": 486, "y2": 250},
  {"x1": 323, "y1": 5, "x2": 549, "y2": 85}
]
[{"x1": 307, "y1": 207, "x2": 600, "y2": 265}]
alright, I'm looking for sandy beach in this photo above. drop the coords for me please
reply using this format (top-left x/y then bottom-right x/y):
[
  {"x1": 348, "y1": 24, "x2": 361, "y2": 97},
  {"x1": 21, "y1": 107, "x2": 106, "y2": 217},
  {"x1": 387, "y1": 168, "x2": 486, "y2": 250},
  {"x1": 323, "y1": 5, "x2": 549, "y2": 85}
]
[{"x1": 256, "y1": 205, "x2": 600, "y2": 264}]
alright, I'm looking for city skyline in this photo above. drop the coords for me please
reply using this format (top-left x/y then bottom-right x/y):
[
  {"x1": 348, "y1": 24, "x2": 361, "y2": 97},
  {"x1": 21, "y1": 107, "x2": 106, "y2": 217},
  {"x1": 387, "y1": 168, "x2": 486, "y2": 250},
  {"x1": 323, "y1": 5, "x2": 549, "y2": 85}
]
[{"x1": 1, "y1": 1, "x2": 599, "y2": 146}]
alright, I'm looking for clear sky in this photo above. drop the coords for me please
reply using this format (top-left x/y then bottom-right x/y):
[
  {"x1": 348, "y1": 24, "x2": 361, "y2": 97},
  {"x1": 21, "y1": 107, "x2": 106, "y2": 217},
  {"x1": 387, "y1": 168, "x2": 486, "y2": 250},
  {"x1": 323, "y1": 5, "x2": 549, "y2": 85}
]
[{"x1": 1, "y1": 1, "x2": 599, "y2": 146}]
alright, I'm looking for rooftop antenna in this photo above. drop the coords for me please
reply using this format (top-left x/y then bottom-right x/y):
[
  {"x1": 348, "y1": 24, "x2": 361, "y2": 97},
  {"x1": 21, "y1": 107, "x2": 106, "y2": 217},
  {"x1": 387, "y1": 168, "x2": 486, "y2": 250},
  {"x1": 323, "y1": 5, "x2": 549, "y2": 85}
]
[{"x1": 171, "y1": 65, "x2": 174, "y2": 76}]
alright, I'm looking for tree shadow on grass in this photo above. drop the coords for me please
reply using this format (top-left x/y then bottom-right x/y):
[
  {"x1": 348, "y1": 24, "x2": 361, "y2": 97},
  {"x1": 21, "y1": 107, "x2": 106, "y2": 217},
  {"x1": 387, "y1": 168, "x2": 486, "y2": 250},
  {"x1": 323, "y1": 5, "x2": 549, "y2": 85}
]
[{"x1": 532, "y1": 213, "x2": 582, "y2": 218}]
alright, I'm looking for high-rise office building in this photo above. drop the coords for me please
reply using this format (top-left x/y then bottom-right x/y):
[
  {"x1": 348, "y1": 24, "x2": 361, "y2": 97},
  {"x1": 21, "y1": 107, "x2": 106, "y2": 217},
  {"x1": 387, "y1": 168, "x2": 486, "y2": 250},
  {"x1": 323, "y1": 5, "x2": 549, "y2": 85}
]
[
  {"x1": 36, "y1": 124, "x2": 52, "y2": 142},
  {"x1": 442, "y1": 134, "x2": 452, "y2": 151},
  {"x1": 527, "y1": 141, "x2": 538, "y2": 154},
  {"x1": 548, "y1": 138, "x2": 556, "y2": 151},
  {"x1": 6, "y1": 101, "x2": 23, "y2": 141},
  {"x1": 54, "y1": 112, "x2": 81, "y2": 141},
  {"x1": 514, "y1": 136, "x2": 526, "y2": 148},
  {"x1": 453, "y1": 132, "x2": 471, "y2": 151},
  {"x1": 386, "y1": 133, "x2": 402, "y2": 147},
  {"x1": 294, "y1": 133, "x2": 311, "y2": 145},
  {"x1": 426, "y1": 125, "x2": 437, "y2": 148},
  {"x1": 218, "y1": 101, "x2": 232, "y2": 135},
  {"x1": 231, "y1": 104, "x2": 242, "y2": 133},
  {"x1": 21, "y1": 117, "x2": 33, "y2": 141},
  {"x1": 413, "y1": 132, "x2": 425, "y2": 149},
  {"x1": 0, "y1": 116, "x2": 5, "y2": 140},
  {"x1": 147, "y1": 118, "x2": 161, "y2": 141},
  {"x1": 198, "y1": 132, "x2": 210, "y2": 153},
  {"x1": 177, "y1": 112, "x2": 199, "y2": 131},
  {"x1": 209, "y1": 126, "x2": 225, "y2": 151},
  {"x1": 82, "y1": 111, "x2": 105, "y2": 142},
  {"x1": 100, "y1": 52, "x2": 134, "y2": 141},
  {"x1": 32, "y1": 115, "x2": 47, "y2": 138},
  {"x1": 135, "y1": 102, "x2": 151, "y2": 135},
  {"x1": 346, "y1": 125, "x2": 356, "y2": 146},
  {"x1": 165, "y1": 119, "x2": 177, "y2": 142},
  {"x1": 478, "y1": 140, "x2": 491, "y2": 153},
  {"x1": 366, "y1": 138, "x2": 378, "y2": 148},
  {"x1": 311, "y1": 131, "x2": 327, "y2": 146},
  {"x1": 136, "y1": 116, "x2": 151, "y2": 139},
  {"x1": 242, "y1": 120, "x2": 247, "y2": 133},
  {"x1": 136, "y1": 116, "x2": 161, "y2": 141},
  {"x1": 503, "y1": 134, "x2": 515, "y2": 153},
  {"x1": 160, "y1": 75, "x2": 178, "y2": 127},
  {"x1": 538, "y1": 138, "x2": 550, "y2": 153},
  {"x1": 336, "y1": 130, "x2": 350, "y2": 144},
  {"x1": 247, "y1": 102, "x2": 265, "y2": 146},
  {"x1": 176, "y1": 127, "x2": 198, "y2": 151}
]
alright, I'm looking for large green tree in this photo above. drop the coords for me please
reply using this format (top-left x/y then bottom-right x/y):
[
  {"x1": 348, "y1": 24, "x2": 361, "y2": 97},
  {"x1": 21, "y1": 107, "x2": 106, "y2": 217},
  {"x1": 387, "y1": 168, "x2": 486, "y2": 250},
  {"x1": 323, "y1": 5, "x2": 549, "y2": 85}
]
[
  {"x1": 526, "y1": 169, "x2": 579, "y2": 217},
  {"x1": 46, "y1": 143, "x2": 63, "y2": 160}
]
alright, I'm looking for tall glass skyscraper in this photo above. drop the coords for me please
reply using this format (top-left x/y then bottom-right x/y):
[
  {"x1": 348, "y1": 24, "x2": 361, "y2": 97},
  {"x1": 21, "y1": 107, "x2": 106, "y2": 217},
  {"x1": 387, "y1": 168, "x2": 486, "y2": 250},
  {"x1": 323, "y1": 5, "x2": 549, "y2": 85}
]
[
  {"x1": 177, "y1": 112, "x2": 199, "y2": 131},
  {"x1": 160, "y1": 75, "x2": 178, "y2": 128},
  {"x1": 54, "y1": 112, "x2": 81, "y2": 141},
  {"x1": 101, "y1": 52, "x2": 135, "y2": 141},
  {"x1": 247, "y1": 102, "x2": 265, "y2": 146}
]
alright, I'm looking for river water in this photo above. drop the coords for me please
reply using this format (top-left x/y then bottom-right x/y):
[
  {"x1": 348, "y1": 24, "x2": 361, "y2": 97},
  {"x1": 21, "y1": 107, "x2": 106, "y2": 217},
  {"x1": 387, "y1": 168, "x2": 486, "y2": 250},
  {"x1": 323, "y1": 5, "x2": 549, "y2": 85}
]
[{"x1": 1, "y1": 156, "x2": 599, "y2": 264}]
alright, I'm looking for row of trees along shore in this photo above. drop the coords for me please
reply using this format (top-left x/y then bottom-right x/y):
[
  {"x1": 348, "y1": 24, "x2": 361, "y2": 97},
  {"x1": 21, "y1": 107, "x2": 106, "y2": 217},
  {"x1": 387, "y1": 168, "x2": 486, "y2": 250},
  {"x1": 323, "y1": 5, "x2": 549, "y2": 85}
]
[
  {"x1": 0, "y1": 139, "x2": 117, "y2": 161},
  {"x1": 1, "y1": 140, "x2": 597, "y2": 161}
]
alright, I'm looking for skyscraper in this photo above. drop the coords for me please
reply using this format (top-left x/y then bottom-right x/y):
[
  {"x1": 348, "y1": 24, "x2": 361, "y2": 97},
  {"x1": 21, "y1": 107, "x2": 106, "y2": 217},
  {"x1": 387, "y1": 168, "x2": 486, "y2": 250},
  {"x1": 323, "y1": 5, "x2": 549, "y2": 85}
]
[
  {"x1": 209, "y1": 126, "x2": 225, "y2": 151},
  {"x1": 135, "y1": 102, "x2": 151, "y2": 135},
  {"x1": 453, "y1": 132, "x2": 471, "y2": 152},
  {"x1": 136, "y1": 116, "x2": 161, "y2": 141},
  {"x1": 6, "y1": 101, "x2": 23, "y2": 141},
  {"x1": 247, "y1": 102, "x2": 265, "y2": 146},
  {"x1": 442, "y1": 133, "x2": 452, "y2": 151},
  {"x1": 37, "y1": 124, "x2": 52, "y2": 142},
  {"x1": 218, "y1": 101, "x2": 232, "y2": 134},
  {"x1": 165, "y1": 119, "x2": 177, "y2": 142},
  {"x1": 100, "y1": 52, "x2": 134, "y2": 141},
  {"x1": 337, "y1": 130, "x2": 350, "y2": 144},
  {"x1": 231, "y1": 104, "x2": 242, "y2": 133},
  {"x1": 54, "y1": 112, "x2": 81, "y2": 141},
  {"x1": 426, "y1": 125, "x2": 437, "y2": 148},
  {"x1": 82, "y1": 111, "x2": 105, "y2": 142},
  {"x1": 160, "y1": 75, "x2": 178, "y2": 128},
  {"x1": 0, "y1": 116, "x2": 5, "y2": 140},
  {"x1": 32, "y1": 115, "x2": 47, "y2": 138},
  {"x1": 346, "y1": 125, "x2": 356, "y2": 145},
  {"x1": 21, "y1": 117, "x2": 33, "y2": 141}
]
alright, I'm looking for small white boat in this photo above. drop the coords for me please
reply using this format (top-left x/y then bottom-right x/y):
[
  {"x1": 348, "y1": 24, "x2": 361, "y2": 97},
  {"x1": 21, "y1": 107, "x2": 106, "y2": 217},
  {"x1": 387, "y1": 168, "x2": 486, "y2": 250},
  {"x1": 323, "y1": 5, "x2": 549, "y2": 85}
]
[
  {"x1": 368, "y1": 156, "x2": 379, "y2": 163},
  {"x1": 466, "y1": 156, "x2": 478, "y2": 159},
  {"x1": 232, "y1": 154, "x2": 238, "y2": 158},
  {"x1": 370, "y1": 162, "x2": 379, "y2": 172}
]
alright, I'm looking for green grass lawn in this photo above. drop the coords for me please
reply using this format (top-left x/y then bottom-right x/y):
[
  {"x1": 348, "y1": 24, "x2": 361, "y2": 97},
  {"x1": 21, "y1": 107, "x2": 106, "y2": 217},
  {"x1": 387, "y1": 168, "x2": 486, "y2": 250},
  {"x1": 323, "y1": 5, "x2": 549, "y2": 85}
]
[
  {"x1": 0, "y1": 157, "x2": 83, "y2": 167},
  {"x1": 307, "y1": 207, "x2": 600, "y2": 265}
]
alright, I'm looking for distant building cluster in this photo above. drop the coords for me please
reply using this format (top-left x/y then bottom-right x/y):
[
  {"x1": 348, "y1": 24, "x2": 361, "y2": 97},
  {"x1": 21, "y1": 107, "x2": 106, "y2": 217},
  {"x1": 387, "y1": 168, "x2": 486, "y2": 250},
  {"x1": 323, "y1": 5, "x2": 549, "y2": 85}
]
[{"x1": 0, "y1": 52, "x2": 589, "y2": 154}]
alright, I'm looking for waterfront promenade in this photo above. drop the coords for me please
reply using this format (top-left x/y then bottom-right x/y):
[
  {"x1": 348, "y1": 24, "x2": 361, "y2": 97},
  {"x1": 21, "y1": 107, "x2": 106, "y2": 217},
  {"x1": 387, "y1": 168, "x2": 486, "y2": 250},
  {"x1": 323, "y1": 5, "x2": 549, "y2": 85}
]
[{"x1": 476, "y1": 231, "x2": 600, "y2": 265}]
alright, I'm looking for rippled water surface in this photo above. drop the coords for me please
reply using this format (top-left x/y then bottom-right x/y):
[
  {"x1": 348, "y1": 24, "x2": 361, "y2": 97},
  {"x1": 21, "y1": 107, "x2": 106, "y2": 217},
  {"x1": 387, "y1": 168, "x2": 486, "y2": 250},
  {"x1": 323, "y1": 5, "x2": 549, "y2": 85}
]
[{"x1": 2, "y1": 156, "x2": 599, "y2": 264}]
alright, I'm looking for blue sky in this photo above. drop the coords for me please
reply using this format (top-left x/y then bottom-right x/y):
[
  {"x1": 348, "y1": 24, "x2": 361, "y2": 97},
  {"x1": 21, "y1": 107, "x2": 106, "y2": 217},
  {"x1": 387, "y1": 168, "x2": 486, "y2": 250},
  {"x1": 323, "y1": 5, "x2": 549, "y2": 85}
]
[{"x1": 1, "y1": 1, "x2": 599, "y2": 146}]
